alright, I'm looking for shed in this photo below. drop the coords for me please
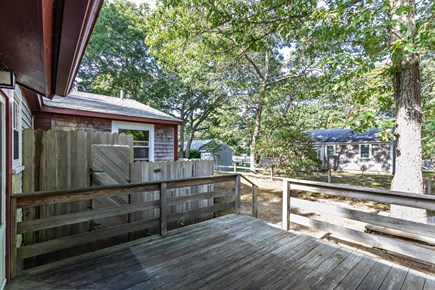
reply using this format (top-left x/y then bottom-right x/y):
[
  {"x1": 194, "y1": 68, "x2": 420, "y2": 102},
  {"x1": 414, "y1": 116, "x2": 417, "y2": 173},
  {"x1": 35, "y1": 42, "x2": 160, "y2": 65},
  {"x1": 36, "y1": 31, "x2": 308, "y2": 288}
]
[
  {"x1": 187, "y1": 140, "x2": 233, "y2": 169},
  {"x1": 308, "y1": 128, "x2": 396, "y2": 174},
  {"x1": 35, "y1": 91, "x2": 183, "y2": 161}
]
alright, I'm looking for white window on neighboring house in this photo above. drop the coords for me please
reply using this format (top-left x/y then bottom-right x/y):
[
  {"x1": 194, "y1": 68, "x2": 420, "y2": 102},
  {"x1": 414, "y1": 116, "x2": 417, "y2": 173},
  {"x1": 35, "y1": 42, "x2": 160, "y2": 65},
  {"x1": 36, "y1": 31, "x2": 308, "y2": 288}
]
[
  {"x1": 112, "y1": 121, "x2": 154, "y2": 162},
  {"x1": 12, "y1": 96, "x2": 21, "y2": 168},
  {"x1": 360, "y1": 144, "x2": 371, "y2": 158},
  {"x1": 326, "y1": 145, "x2": 335, "y2": 157}
]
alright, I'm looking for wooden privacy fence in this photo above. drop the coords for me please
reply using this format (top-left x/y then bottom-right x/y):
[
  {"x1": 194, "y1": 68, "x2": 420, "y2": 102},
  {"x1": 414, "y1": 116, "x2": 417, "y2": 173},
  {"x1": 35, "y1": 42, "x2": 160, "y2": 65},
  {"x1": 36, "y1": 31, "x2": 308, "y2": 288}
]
[
  {"x1": 282, "y1": 179, "x2": 435, "y2": 265},
  {"x1": 10, "y1": 174, "x2": 241, "y2": 278},
  {"x1": 21, "y1": 130, "x2": 215, "y2": 266}
]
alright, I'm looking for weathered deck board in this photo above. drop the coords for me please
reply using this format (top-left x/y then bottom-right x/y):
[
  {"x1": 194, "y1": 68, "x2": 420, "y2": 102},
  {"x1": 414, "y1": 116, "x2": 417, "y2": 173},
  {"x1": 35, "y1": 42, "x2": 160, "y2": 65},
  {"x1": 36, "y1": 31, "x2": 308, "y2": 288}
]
[{"x1": 7, "y1": 215, "x2": 434, "y2": 290}]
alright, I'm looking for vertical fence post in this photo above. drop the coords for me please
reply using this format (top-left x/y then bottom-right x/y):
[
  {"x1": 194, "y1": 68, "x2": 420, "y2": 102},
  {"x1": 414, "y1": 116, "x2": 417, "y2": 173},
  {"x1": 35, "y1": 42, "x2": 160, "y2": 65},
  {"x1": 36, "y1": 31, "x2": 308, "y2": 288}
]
[
  {"x1": 233, "y1": 163, "x2": 237, "y2": 173},
  {"x1": 10, "y1": 197, "x2": 18, "y2": 279},
  {"x1": 235, "y1": 175, "x2": 241, "y2": 214},
  {"x1": 160, "y1": 182, "x2": 167, "y2": 237},
  {"x1": 327, "y1": 169, "x2": 332, "y2": 183},
  {"x1": 282, "y1": 180, "x2": 290, "y2": 231},
  {"x1": 252, "y1": 185, "x2": 258, "y2": 218},
  {"x1": 428, "y1": 177, "x2": 432, "y2": 195}
]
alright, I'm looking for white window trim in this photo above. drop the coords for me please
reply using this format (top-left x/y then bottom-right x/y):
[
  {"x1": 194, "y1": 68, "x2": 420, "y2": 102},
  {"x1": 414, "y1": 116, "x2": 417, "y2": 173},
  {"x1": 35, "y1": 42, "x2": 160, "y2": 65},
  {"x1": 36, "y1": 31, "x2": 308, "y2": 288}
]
[
  {"x1": 359, "y1": 144, "x2": 371, "y2": 159},
  {"x1": 112, "y1": 121, "x2": 155, "y2": 161},
  {"x1": 12, "y1": 93, "x2": 22, "y2": 170}
]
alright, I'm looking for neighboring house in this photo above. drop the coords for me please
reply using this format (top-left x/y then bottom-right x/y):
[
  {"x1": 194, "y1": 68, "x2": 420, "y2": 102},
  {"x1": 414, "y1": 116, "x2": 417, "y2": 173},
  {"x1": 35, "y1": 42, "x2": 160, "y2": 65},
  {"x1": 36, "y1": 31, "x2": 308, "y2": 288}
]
[
  {"x1": 308, "y1": 128, "x2": 395, "y2": 174},
  {"x1": 37, "y1": 92, "x2": 183, "y2": 161},
  {"x1": 0, "y1": 0, "x2": 103, "y2": 284},
  {"x1": 186, "y1": 140, "x2": 233, "y2": 169}
]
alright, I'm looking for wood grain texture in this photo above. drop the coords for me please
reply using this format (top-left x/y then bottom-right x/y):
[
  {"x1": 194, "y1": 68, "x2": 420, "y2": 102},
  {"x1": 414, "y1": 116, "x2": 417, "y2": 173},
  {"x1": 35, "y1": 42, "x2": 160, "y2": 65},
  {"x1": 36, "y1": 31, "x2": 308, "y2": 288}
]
[{"x1": 7, "y1": 215, "x2": 433, "y2": 290}]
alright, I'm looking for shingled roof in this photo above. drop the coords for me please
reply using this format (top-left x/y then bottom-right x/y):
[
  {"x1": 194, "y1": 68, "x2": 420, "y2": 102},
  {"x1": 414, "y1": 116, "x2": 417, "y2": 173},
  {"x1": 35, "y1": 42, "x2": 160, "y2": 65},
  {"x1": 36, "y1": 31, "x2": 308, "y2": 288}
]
[
  {"x1": 308, "y1": 128, "x2": 384, "y2": 143},
  {"x1": 43, "y1": 91, "x2": 182, "y2": 123}
]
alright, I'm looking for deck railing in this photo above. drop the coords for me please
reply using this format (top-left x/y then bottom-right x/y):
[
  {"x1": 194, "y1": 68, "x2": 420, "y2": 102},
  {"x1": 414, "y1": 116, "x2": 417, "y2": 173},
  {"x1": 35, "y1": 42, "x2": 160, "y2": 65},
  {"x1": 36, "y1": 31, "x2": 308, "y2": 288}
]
[
  {"x1": 10, "y1": 174, "x2": 241, "y2": 278},
  {"x1": 282, "y1": 178, "x2": 435, "y2": 265}
]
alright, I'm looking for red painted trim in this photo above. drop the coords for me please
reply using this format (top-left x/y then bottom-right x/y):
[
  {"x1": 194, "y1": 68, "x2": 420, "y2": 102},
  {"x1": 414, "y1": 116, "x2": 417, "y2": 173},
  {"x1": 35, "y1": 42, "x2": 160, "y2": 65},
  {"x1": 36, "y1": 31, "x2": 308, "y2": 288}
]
[
  {"x1": 39, "y1": 106, "x2": 183, "y2": 126},
  {"x1": 0, "y1": 89, "x2": 13, "y2": 281},
  {"x1": 174, "y1": 125, "x2": 178, "y2": 161}
]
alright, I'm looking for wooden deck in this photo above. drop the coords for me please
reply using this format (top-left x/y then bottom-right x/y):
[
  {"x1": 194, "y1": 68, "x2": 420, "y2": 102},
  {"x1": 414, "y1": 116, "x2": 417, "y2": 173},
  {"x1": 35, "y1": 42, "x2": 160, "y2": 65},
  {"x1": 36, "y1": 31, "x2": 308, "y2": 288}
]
[{"x1": 7, "y1": 215, "x2": 435, "y2": 290}]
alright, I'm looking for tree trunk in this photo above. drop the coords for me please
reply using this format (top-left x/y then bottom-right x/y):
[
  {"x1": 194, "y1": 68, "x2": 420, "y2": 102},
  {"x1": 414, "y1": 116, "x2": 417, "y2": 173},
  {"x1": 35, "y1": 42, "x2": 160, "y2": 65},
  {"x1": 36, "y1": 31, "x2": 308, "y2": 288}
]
[
  {"x1": 250, "y1": 102, "x2": 263, "y2": 172},
  {"x1": 389, "y1": 0, "x2": 425, "y2": 222},
  {"x1": 390, "y1": 54, "x2": 425, "y2": 222}
]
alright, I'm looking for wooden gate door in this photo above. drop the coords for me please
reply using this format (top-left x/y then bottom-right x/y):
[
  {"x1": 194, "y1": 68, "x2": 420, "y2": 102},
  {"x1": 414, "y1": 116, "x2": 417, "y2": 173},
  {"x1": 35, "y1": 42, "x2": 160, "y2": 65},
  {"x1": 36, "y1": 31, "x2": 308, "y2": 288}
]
[{"x1": 90, "y1": 145, "x2": 131, "y2": 245}]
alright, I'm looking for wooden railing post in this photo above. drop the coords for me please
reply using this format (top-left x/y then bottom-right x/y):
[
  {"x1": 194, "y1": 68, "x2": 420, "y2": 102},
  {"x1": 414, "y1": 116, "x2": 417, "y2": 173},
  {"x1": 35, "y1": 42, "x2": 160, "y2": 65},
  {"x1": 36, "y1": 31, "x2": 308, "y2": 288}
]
[
  {"x1": 235, "y1": 175, "x2": 241, "y2": 214},
  {"x1": 10, "y1": 197, "x2": 18, "y2": 279},
  {"x1": 252, "y1": 185, "x2": 258, "y2": 218},
  {"x1": 160, "y1": 182, "x2": 167, "y2": 237},
  {"x1": 282, "y1": 180, "x2": 290, "y2": 231}
]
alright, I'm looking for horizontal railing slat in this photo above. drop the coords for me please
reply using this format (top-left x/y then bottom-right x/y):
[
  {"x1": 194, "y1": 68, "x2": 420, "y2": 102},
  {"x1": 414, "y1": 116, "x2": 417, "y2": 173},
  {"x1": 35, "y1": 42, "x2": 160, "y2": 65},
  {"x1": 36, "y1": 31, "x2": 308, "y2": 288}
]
[
  {"x1": 13, "y1": 174, "x2": 238, "y2": 208},
  {"x1": 167, "y1": 201, "x2": 236, "y2": 223},
  {"x1": 291, "y1": 197, "x2": 435, "y2": 239},
  {"x1": 167, "y1": 189, "x2": 234, "y2": 206},
  {"x1": 289, "y1": 183, "x2": 435, "y2": 211},
  {"x1": 17, "y1": 218, "x2": 160, "y2": 259},
  {"x1": 290, "y1": 213, "x2": 435, "y2": 265},
  {"x1": 17, "y1": 200, "x2": 160, "y2": 234},
  {"x1": 14, "y1": 184, "x2": 160, "y2": 208},
  {"x1": 167, "y1": 175, "x2": 236, "y2": 189}
]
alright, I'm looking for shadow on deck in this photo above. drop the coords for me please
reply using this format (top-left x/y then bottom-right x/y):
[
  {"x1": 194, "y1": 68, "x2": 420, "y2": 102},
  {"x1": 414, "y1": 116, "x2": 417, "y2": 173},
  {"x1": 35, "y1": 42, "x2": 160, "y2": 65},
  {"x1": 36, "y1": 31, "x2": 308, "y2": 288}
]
[{"x1": 7, "y1": 215, "x2": 435, "y2": 290}]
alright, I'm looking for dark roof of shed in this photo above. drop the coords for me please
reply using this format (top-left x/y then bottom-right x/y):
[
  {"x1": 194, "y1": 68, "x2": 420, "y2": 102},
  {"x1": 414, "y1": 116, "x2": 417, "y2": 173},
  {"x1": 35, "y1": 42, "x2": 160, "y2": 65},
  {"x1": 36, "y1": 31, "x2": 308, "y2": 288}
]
[
  {"x1": 43, "y1": 91, "x2": 182, "y2": 123},
  {"x1": 307, "y1": 128, "x2": 384, "y2": 143},
  {"x1": 186, "y1": 140, "x2": 233, "y2": 151},
  {"x1": 186, "y1": 140, "x2": 213, "y2": 150}
]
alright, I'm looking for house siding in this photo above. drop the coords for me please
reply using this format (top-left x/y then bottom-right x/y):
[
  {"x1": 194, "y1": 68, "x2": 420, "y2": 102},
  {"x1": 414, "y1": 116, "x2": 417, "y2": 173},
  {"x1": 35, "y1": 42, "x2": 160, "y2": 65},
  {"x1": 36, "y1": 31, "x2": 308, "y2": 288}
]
[
  {"x1": 21, "y1": 98, "x2": 32, "y2": 129},
  {"x1": 51, "y1": 114, "x2": 111, "y2": 132},
  {"x1": 154, "y1": 124, "x2": 175, "y2": 161},
  {"x1": 323, "y1": 142, "x2": 393, "y2": 173}
]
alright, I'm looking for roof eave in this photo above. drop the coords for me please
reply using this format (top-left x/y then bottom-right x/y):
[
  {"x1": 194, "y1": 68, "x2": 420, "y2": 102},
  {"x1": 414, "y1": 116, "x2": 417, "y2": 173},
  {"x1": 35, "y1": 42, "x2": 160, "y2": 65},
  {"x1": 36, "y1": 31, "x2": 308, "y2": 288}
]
[{"x1": 39, "y1": 105, "x2": 184, "y2": 126}]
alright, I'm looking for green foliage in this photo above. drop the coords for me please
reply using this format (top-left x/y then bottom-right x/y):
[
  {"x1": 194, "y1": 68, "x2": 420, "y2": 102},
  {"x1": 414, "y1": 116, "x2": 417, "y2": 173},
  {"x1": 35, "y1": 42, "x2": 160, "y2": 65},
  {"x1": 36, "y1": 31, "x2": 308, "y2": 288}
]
[
  {"x1": 421, "y1": 54, "x2": 435, "y2": 160},
  {"x1": 186, "y1": 150, "x2": 201, "y2": 159},
  {"x1": 77, "y1": 0, "x2": 161, "y2": 103},
  {"x1": 257, "y1": 128, "x2": 320, "y2": 175}
]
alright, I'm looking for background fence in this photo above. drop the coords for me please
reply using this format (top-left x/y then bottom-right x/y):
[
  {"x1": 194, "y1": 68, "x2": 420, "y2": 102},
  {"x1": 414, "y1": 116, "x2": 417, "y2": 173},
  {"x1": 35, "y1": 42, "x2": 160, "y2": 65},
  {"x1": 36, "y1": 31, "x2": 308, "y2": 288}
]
[{"x1": 20, "y1": 129, "x2": 214, "y2": 268}]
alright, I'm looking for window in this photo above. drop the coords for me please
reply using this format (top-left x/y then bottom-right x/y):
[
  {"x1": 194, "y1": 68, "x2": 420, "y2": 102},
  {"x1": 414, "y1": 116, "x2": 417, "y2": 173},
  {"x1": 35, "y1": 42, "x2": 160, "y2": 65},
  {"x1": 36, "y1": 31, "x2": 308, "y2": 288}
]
[
  {"x1": 12, "y1": 96, "x2": 22, "y2": 167},
  {"x1": 326, "y1": 145, "x2": 335, "y2": 156},
  {"x1": 360, "y1": 144, "x2": 370, "y2": 158},
  {"x1": 119, "y1": 129, "x2": 150, "y2": 161},
  {"x1": 112, "y1": 121, "x2": 154, "y2": 162}
]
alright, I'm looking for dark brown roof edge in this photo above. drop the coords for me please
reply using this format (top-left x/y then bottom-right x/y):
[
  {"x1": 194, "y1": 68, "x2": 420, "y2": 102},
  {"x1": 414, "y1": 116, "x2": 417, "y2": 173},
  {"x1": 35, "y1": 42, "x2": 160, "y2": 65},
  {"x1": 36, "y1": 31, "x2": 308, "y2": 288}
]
[
  {"x1": 38, "y1": 105, "x2": 184, "y2": 126},
  {"x1": 53, "y1": 0, "x2": 104, "y2": 98}
]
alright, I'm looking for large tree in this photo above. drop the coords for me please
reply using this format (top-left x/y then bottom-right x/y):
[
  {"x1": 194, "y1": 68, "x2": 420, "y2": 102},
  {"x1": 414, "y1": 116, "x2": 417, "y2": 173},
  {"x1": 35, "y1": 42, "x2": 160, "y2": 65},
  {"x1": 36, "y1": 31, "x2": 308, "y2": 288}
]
[
  {"x1": 148, "y1": 0, "x2": 433, "y2": 220},
  {"x1": 77, "y1": 0, "x2": 160, "y2": 101},
  {"x1": 146, "y1": 2, "x2": 318, "y2": 170}
]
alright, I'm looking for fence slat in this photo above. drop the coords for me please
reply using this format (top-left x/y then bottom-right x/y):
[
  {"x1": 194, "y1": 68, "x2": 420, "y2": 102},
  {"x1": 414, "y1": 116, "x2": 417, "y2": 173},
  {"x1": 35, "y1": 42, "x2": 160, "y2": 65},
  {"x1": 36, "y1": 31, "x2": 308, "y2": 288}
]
[
  {"x1": 290, "y1": 213, "x2": 435, "y2": 265},
  {"x1": 17, "y1": 200, "x2": 160, "y2": 234},
  {"x1": 160, "y1": 182, "x2": 168, "y2": 237},
  {"x1": 291, "y1": 197, "x2": 435, "y2": 239},
  {"x1": 17, "y1": 218, "x2": 160, "y2": 260},
  {"x1": 282, "y1": 181, "x2": 290, "y2": 231}
]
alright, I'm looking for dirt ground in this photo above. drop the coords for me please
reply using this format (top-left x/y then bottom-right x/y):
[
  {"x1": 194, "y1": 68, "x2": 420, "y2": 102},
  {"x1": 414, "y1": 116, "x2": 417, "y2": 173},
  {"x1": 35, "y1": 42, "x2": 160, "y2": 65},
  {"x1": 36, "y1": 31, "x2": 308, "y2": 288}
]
[{"x1": 231, "y1": 174, "x2": 435, "y2": 274}]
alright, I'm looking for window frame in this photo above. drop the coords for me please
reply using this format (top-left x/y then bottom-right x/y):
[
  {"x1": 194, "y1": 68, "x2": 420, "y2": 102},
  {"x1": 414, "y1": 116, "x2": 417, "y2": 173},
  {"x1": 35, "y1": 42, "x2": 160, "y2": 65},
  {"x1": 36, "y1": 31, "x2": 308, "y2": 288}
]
[
  {"x1": 325, "y1": 145, "x2": 336, "y2": 157},
  {"x1": 112, "y1": 121, "x2": 154, "y2": 162},
  {"x1": 12, "y1": 94, "x2": 22, "y2": 169},
  {"x1": 359, "y1": 144, "x2": 371, "y2": 159}
]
